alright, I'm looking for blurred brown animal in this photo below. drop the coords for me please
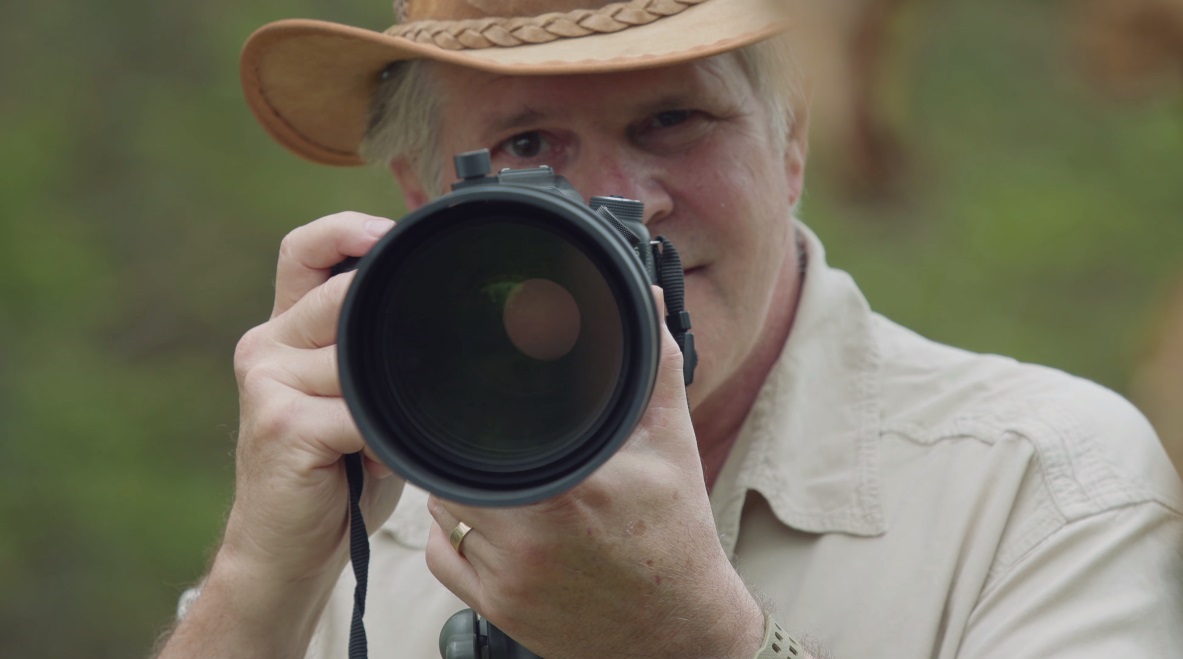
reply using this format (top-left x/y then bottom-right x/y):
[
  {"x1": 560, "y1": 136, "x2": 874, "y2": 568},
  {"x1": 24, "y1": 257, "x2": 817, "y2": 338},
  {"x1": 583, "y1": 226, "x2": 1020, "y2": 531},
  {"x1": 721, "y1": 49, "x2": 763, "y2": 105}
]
[
  {"x1": 795, "y1": 0, "x2": 1183, "y2": 196},
  {"x1": 793, "y1": 0, "x2": 913, "y2": 199},
  {"x1": 1072, "y1": 0, "x2": 1183, "y2": 475},
  {"x1": 1130, "y1": 278, "x2": 1183, "y2": 477},
  {"x1": 1072, "y1": 0, "x2": 1183, "y2": 99}
]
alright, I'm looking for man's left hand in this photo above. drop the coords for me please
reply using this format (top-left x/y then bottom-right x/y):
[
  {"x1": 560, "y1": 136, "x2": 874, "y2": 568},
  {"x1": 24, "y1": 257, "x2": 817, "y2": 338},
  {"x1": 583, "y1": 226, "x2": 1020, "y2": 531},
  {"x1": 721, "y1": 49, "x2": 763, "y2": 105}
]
[{"x1": 425, "y1": 290, "x2": 765, "y2": 659}]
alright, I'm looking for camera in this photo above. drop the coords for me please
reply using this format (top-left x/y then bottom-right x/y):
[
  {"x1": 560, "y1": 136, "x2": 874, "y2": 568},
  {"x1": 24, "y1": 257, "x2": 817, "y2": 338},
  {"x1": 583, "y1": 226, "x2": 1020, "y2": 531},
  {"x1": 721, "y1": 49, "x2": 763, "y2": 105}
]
[{"x1": 337, "y1": 149, "x2": 696, "y2": 506}]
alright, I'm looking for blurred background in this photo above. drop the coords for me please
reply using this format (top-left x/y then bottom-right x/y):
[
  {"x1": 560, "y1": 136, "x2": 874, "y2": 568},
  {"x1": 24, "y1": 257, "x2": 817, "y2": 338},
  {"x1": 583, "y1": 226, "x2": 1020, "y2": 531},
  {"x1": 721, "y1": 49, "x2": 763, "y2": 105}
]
[{"x1": 0, "y1": 0, "x2": 1180, "y2": 656}]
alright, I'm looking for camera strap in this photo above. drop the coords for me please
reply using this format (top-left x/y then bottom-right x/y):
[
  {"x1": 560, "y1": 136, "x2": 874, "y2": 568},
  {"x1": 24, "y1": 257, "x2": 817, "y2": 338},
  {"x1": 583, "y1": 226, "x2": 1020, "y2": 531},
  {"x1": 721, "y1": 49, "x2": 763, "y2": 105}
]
[
  {"x1": 344, "y1": 452, "x2": 371, "y2": 659},
  {"x1": 655, "y1": 237, "x2": 697, "y2": 387}
]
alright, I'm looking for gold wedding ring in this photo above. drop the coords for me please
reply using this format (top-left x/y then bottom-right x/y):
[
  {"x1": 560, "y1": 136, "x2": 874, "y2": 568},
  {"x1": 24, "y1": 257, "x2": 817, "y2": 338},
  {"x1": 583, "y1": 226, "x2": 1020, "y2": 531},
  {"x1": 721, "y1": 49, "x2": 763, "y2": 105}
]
[{"x1": 449, "y1": 521, "x2": 473, "y2": 555}]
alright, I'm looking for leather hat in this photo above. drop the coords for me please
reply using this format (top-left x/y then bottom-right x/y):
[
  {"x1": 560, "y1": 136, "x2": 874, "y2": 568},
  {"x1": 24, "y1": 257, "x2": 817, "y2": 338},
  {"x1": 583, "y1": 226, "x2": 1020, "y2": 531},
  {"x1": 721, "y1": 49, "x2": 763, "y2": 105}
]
[{"x1": 241, "y1": 0, "x2": 791, "y2": 165}]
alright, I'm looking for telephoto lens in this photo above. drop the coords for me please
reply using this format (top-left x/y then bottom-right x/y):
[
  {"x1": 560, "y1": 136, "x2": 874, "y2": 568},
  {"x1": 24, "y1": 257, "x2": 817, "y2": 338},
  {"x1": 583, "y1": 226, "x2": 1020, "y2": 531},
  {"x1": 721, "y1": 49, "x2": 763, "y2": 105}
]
[{"x1": 337, "y1": 150, "x2": 692, "y2": 506}]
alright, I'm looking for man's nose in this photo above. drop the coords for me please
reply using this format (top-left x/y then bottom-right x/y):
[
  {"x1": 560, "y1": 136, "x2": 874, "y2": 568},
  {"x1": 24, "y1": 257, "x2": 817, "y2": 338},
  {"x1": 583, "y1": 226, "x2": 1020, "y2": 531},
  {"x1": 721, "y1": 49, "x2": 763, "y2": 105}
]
[{"x1": 566, "y1": 148, "x2": 673, "y2": 226}]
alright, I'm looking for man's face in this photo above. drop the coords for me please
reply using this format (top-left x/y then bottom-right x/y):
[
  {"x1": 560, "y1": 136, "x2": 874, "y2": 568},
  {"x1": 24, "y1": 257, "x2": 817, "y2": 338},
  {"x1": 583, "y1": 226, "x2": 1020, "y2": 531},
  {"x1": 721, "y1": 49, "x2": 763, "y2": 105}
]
[{"x1": 404, "y1": 54, "x2": 806, "y2": 416}]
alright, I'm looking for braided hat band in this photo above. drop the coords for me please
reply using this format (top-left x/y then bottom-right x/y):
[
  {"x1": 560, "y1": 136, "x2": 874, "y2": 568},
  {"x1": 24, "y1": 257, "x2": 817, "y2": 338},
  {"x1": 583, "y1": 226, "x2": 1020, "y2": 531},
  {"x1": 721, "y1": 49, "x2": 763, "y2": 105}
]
[
  {"x1": 240, "y1": 0, "x2": 790, "y2": 166},
  {"x1": 387, "y1": 0, "x2": 708, "y2": 51}
]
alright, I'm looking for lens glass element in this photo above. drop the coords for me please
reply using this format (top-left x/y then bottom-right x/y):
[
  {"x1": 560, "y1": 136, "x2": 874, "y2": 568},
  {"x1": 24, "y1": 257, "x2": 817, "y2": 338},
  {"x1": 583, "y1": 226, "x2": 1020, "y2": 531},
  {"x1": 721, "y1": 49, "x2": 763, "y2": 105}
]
[{"x1": 366, "y1": 210, "x2": 626, "y2": 479}]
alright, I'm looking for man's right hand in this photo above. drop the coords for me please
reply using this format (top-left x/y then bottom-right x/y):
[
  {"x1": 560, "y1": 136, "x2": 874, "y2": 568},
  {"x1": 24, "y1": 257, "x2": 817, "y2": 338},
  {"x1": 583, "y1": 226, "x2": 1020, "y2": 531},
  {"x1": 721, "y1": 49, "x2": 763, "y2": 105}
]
[{"x1": 157, "y1": 212, "x2": 405, "y2": 659}]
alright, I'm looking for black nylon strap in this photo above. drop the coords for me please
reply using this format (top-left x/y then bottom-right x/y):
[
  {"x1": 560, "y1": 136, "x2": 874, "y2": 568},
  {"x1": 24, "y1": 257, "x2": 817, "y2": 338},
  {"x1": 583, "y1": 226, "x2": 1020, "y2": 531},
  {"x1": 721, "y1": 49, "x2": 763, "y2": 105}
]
[
  {"x1": 656, "y1": 237, "x2": 697, "y2": 386},
  {"x1": 345, "y1": 452, "x2": 370, "y2": 659}
]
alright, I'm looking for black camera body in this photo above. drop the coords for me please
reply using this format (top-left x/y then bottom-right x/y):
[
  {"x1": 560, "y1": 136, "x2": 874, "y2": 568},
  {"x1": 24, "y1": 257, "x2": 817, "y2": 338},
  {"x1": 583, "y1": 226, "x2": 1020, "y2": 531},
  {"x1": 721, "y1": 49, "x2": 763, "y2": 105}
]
[
  {"x1": 452, "y1": 152, "x2": 660, "y2": 279},
  {"x1": 439, "y1": 608, "x2": 542, "y2": 659},
  {"x1": 337, "y1": 149, "x2": 695, "y2": 507}
]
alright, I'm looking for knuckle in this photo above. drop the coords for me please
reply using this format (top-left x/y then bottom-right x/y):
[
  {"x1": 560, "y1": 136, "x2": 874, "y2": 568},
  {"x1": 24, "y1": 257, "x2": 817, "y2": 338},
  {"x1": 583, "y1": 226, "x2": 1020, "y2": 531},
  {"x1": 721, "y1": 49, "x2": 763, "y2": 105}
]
[
  {"x1": 510, "y1": 539, "x2": 550, "y2": 572},
  {"x1": 424, "y1": 541, "x2": 446, "y2": 576},
  {"x1": 250, "y1": 396, "x2": 299, "y2": 441},
  {"x1": 234, "y1": 326, "x2": 269, "y2": 377},
  {"x1": 488, "y1": 564, "x2": 541, "y2": 610},
  {"x1": 325, "y1": 269, "x2": 355, "y2": 294},
  {"x1": 239, "y1": 361, "x2": 284, "y2": 395},
  {"x1": 311, "y1": 276, "x2": 339, "y2": 305},
  {"x1": 554, "y1": 475, "x2": 612, "y2": 513},
  {"x1": 277, "y1": 226, "x2": 305, "y2": 262},
  {"x1": 305, "y1": 290, "x2": 338, "y2": 335},
  {"x1": 310, "y1": 275, "x2": 352, "y2": 320}
]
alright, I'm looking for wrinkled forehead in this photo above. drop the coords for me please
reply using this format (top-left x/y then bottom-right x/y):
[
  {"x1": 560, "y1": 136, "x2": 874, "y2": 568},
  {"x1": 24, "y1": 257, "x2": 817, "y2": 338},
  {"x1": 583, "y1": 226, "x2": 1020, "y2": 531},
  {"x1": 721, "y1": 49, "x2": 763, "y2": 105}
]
[{"x1": 430, "y1": 52, "x2": 752, "y2": 115}]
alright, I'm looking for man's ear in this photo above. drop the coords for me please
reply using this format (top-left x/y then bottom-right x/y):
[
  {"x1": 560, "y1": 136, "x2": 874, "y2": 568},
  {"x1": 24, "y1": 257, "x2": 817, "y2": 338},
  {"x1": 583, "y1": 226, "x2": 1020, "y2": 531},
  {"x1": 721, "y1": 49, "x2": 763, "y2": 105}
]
[
  {"x1": 784, "y1": 107, "x2": 810, "y2": 209},
  {"x1": 390, "y1": 159, "x2": 430, "y2": 211}
]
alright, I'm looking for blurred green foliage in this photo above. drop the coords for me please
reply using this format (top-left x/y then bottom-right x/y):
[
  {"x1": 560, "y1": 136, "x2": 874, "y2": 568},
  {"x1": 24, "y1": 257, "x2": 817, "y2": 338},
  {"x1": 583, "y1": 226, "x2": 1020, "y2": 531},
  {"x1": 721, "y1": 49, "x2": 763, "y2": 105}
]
[{"x1": 0, "y1": 0, "x2": 1179, "y2": 657}]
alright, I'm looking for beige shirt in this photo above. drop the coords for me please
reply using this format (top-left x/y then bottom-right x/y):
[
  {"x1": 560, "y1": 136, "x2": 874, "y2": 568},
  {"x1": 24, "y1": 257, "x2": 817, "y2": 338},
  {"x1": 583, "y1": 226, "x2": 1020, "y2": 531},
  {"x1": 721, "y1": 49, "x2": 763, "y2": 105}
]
[{"x1": 305, "y1": 223, "x2": 1183, "y2": 658}]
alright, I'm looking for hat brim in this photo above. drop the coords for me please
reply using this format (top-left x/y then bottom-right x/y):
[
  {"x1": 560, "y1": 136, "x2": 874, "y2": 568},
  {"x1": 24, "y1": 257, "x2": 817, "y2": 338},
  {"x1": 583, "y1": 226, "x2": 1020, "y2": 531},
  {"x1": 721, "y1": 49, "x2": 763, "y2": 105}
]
[{"x1": 240, "y1": 0, "x2": 790, "y2": 166}]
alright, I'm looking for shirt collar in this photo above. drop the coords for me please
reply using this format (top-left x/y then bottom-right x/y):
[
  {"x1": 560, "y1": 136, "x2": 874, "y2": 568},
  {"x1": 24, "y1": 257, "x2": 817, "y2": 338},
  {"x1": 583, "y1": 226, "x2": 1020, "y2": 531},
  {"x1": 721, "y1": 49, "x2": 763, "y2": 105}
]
[{"x1": 711, "y1": 222, "x2": 886, "y2": 555}]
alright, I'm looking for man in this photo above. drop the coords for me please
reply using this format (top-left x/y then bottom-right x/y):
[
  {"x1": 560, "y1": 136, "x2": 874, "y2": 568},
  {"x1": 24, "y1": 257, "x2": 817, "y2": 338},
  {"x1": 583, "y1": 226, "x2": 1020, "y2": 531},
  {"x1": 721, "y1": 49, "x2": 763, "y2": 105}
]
[{"x1": 157, "y1": 1, "x2": 1183, "y2": 657}]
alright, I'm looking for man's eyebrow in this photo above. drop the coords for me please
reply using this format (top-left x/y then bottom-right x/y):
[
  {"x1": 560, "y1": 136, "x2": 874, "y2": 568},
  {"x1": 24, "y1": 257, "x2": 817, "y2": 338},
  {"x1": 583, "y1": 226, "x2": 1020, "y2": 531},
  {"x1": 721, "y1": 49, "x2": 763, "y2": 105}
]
[
  {"x1": 484, "y1": 89, "x2": 707, "y2": 134},
  {"x1": 488, "y1": 109, "x2": 548, "y2": 134},
  {"x1": 636, "y1": 93, "x2": 700, "y2": 115}
]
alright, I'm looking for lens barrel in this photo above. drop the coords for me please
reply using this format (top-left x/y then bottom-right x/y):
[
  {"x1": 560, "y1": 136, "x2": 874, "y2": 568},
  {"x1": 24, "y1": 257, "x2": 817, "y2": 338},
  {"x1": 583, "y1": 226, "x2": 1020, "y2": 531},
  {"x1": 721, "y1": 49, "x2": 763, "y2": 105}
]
[{"x1": 337, "y1": 173, "x2": 662, "y2": 506}]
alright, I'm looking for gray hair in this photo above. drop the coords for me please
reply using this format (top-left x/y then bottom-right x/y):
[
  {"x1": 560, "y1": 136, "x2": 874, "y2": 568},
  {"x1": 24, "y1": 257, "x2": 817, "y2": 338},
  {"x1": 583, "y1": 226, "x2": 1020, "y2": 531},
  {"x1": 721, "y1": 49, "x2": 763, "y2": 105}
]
[
  {"x1": 359, "y1": 37, "x2": 801, "y2": 198},
  {"x1": 358, "y1": 58, "x2": 446, "y2": 197}
]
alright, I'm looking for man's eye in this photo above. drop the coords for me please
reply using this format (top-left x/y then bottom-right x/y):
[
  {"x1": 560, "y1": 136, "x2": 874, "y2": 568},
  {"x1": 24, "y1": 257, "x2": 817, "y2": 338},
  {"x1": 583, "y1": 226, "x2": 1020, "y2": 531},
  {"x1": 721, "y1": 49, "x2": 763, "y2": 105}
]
[
  {"x1": 505, "y1": 132, "x2": 545, "y2": 158},
  {"x1": 652, "y1": 110, "x2": 692, "y2": 128}
]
